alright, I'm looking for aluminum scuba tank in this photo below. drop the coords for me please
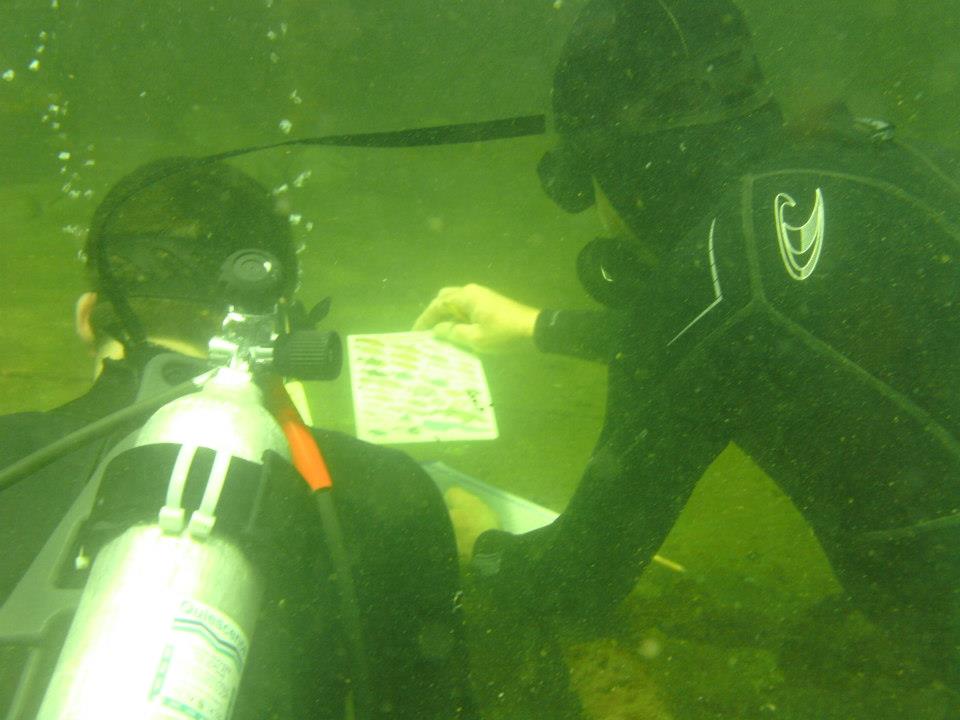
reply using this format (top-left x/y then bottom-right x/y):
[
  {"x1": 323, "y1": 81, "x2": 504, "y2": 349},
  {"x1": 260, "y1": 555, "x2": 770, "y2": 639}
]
[{"x1": 37, "y1": 365, "x2": 289, "y2": 720}]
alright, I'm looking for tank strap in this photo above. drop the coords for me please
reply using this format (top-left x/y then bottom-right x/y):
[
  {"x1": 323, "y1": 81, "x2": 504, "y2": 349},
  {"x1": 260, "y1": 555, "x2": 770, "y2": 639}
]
[{"x1": 158, "y1": 444, "x2": 197, "y2": 534}]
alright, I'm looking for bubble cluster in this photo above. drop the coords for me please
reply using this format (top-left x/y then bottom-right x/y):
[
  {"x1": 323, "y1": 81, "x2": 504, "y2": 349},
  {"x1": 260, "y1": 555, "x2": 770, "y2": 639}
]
[
  {"x1": 262, "y1": 4, "x2": 318, "y2": 240},
  {"x1": 8, "y1": 12, "x2": 100, "y2": 240}
]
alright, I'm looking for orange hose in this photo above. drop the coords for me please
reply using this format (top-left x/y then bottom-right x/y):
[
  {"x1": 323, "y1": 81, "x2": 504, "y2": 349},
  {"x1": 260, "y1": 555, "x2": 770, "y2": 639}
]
[{"x1": 264, "y1": 376, "x2": 332, "y2": 491}]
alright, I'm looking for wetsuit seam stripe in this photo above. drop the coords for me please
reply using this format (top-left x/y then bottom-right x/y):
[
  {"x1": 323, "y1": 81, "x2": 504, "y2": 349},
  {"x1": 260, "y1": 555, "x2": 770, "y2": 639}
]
[
  {"x1": 670, "y1": 297, "x2": 960, "y2": 469},
  {"x1": 740, "y1": 174, "x2": 769, "y2": 306},
  {"x1": 668, "y1": 218, "x2": 723, "y2": 346},
  {"x1": 896, "y1": 140, "x2": 960, "y2": 197},
  {"x1": 761, "y1": 304, "x2": 960, "y2": 460},
  {"x1": 669, "y1": 301, "x2": 758, "y2": 376}
]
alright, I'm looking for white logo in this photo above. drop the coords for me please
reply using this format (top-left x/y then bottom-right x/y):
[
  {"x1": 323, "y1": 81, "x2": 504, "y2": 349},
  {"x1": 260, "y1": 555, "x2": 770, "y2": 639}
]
[{"x1": 774, "y1": 188, "x2": 825, "y2": 281}]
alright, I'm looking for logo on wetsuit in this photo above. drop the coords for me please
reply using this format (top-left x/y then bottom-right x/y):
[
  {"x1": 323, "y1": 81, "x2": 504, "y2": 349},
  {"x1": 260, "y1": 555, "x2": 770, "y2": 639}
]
[{"x1": 774, "y1": 188, "x2": 825, "y2": 281}]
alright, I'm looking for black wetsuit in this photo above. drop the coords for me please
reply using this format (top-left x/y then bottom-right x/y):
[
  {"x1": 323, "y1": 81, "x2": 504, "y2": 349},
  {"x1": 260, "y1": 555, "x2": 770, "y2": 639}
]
[
  {"x1": 0, "y1": 359, "x2": 477, "y2": 720},
  {"x1": 476, "y1": 127, "x2": 960, "y2": 684}
]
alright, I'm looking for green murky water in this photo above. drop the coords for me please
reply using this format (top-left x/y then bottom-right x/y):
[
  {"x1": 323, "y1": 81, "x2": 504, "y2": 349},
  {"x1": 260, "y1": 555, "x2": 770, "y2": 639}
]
[{"x1": 2, "y1": 2, "x2": 958, "y2": 718}]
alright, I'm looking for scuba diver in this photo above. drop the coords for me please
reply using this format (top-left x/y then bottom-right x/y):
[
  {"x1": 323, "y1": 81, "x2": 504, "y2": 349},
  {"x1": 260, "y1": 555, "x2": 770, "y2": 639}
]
[
  {"x1": 0, "y1": 158, "x2": 477, "y2": 720},
  {"x1": 415, "y1": 0, "x2": 960, "y2": 707}
]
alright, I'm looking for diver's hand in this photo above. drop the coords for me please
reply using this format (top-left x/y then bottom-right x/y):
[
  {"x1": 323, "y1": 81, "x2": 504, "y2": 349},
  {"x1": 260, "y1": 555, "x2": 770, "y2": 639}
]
[{"x1": 413, "y1": 284, "x2": 539, "y2": 353}]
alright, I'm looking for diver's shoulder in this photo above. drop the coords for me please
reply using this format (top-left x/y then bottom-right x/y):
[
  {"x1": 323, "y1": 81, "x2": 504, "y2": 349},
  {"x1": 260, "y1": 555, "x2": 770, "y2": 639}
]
[{"x1": 742, "y1": 109, "x2": 960, "y2": 191}]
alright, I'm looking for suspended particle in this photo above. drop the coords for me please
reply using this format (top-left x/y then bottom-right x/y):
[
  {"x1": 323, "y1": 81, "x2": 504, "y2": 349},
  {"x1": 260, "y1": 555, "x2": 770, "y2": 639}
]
[
  {"x1": 272, "y1": 183, "x2": 289, "y2": 195},
  {"x1": 265, "y1": 0, "x2": 273, "y2": 7},
  {"x1": 28, "y1": 59, "x2": 40, "y2": 72},
  {"x1": 267, "y1": 29, "x2": 277, "y2": 41},
  {"x1": 289, "y1": 89, "x2": 302, "y2": 105},
  {"x1": 270, "y1": 52, "x2": 280, "y2": 64},
  {"x1": 41, "y1": 115, "x2": 50, "y2": 123},
  {"x1": 83, "y1": 189, "x2": 94, "y2": 199},
  {"x1": 62, "y1": 224, "x2": 87, "y2": 239},
  {"x1": 2, "y1": 69, "x2": 14, "y2": 81},
  {"x1": 36, "y1": 44, "x2": 46, "y2": 54},
  {"x1": 280, "y1": 22, "x2": 288, "y2": 35},
  {"x1": 39, "y1": 30, "x2": 48, "y2": 40},
  {"x1": 68, "y1": 190, "x2": 81, "y2": 200},
  {"x1": 305, "y1": 221, "x2": 315, "y2": 232},
  {"x1": 58, "y1": 151, "x2": 71, "y2": 160},
  {"x1": 51, "y1": 0, "x2": 59, "y2": 8},
  {"x1": 48, "y1": 103, "x2": 60, "y2": 113},
  {"x1": 51, "y1": 121, "x2": 61, "y2": 130},
  {"x1": 292, "y1": 170, "x2": 312, "y2": 187},
  {"x1": 83, "y1": 159, "x2": 96, "y2": 167},
  {"x1": 278, "y1": 118, "x2": 292, "y2": 135},
  {"x1": 288, "y1": 213, "x2": 303, "y2": 226}
]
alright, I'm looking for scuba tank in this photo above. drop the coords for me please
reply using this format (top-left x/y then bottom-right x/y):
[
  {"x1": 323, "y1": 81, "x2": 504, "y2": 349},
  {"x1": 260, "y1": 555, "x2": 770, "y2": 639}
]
[
  {"x1": 36, "y1": 367, "x2": 287, "y2": 720},
  {"x1": 2, "y1": 249, "x2": 346, "y2": 720}
]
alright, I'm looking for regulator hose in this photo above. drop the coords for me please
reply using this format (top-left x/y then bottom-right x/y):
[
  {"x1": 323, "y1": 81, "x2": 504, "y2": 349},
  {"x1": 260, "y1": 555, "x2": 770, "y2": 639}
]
[
  {"x1": 0, "y1": 376, "x2": 204, "y2": 493},
  {"x1": 265, "y1": 378, "x2": 374, "y2": 720}
]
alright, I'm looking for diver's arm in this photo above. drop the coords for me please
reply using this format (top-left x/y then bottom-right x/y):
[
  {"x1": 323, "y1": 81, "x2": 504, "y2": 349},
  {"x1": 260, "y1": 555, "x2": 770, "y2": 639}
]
[
  {"x1": 534, "y1": 308, "x2": 627, "y2": 363},
  {"x1": 414, "y1": 284, "x2": 624, "y2": 362}
]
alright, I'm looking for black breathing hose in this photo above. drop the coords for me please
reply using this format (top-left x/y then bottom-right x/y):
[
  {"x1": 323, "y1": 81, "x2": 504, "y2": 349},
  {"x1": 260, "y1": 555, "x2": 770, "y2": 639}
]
[
  {"x1": 313, "y1": 490, "x2": 375, "y2": 720},
  {"x1": 0, "y1": 378, "x2": 202, "y2": 493}
]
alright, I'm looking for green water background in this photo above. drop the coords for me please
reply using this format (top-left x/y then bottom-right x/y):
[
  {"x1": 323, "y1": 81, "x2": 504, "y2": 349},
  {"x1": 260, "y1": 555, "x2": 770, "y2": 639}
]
[{"x1": 1, "y1": 1, "x2": 958, "y2": 718}]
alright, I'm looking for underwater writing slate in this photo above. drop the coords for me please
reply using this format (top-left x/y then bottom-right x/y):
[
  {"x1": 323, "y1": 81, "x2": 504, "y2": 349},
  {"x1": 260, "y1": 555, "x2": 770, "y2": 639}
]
[{"x1": 347, "y1": 332, "x2": 499, "y2": 444}]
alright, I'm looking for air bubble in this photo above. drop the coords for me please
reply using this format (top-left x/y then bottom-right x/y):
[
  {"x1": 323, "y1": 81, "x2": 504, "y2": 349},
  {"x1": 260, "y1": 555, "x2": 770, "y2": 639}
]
[{"x1": 28, "y1": 59, "x2": 40, "y2": 72}]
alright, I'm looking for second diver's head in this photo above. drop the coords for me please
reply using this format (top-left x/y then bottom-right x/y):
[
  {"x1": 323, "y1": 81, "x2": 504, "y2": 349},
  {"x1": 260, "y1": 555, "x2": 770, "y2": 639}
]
[
  {"x1": 538, "y1": 0, "x2": 783, "y2": 306},
  {"x1": 78, "y1": 157, "x2": 299, "y2": 360}
]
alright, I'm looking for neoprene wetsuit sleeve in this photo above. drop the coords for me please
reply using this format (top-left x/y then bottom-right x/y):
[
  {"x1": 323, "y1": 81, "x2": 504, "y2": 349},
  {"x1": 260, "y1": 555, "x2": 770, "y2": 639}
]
[{"x1": 533, "y1": 308, "x2": 627, "y2": 363}]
